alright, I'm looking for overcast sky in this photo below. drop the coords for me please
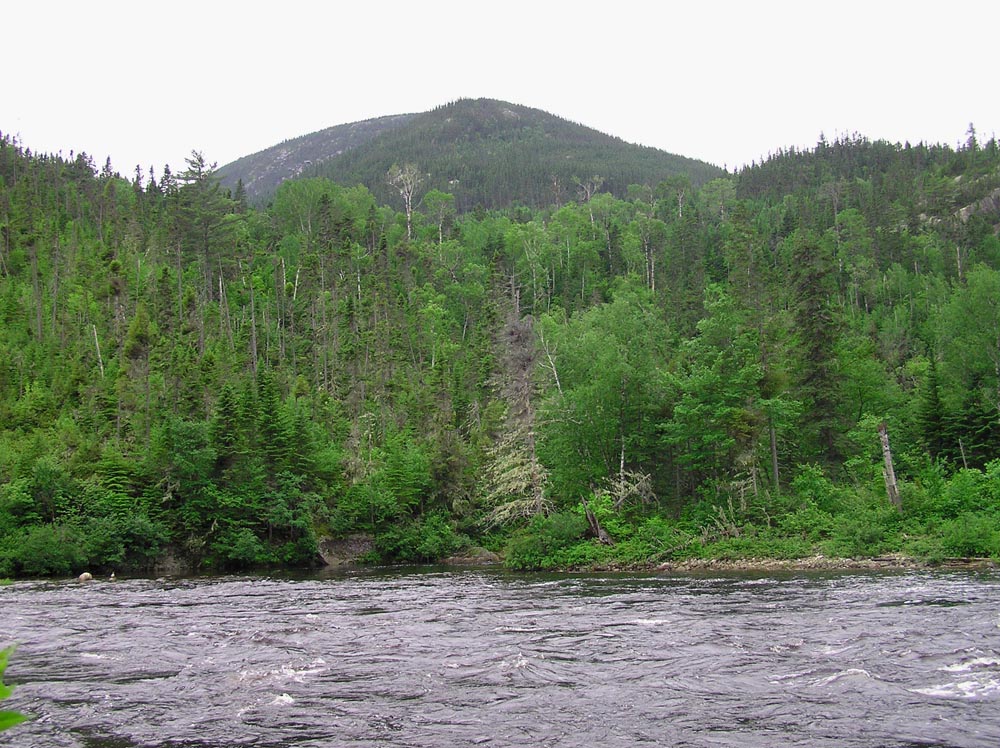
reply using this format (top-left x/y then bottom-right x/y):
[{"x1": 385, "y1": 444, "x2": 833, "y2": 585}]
[{"x1": 6, "y1": 1, "x2": 998, "y2": 179}]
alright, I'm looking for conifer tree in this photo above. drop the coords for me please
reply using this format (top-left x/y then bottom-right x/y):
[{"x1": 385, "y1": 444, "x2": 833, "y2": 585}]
[{"x1": 790, "y1": 229, "x2": 843, "y2": 463}]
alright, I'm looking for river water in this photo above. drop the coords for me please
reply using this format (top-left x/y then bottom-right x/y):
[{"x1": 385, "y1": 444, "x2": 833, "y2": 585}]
[{"x1": 2, "y1": 568, "x2": 999, "y2": 748}]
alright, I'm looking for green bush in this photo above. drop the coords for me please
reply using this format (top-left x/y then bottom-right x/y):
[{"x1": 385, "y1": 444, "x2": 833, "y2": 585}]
[
  {"x1": 1, "y1": 646, "x2": 27, "y2": 733},
  {"x1": 503, "y1": 511, "x2": 588, "y2": 570},
  {"x1": 116, "y1": 513, "x2": 171, "y2": 568},
  {"x1": 939, "y1": 512, "x2": 1000, "y2": 558},
  {"x1": 701, "y1": 530, "x2": 813, "y2": 560},
  {"x1": 329, "y1": 484, "x2": 399, "y2": 534},
  {"x1": 374, "y1": 513, "x2": 465, "y2": 563},
  {"x1": 0, "y1": 524, "x2": 86, "y2": 576},
  {"x1": 777, "y1": 498, "x2": 834, "y2": 541},
  {"x1": 0, "y1": 479, "x2": 41, "y2": 529},
  {"x1": 211, "y1": 526, "x2": 268, "y2": 568},
  {"x1": 606, "y1": 516, "x2": 697, "y2": 564},
  {"x1": 573, "y1": 493, "x2": 634, "y2": 540},
  {"x1": 899, "y1": 461, "x2": 948, "y2": 520},
  {"x1": 938, "y1": 469, "x2": 986, "y2": 518},
  {"x1": 274, "y1": 535, "x2": 321, "y2": 566},
  {"x1": 901, "y1": 532, "x2": 946, "y2": 564},
  {"x1": 550, "y1": 540, "x2": 608, "y2": 568},
  {"x1": 790, "y1": 464, "x2": 852, "y2": 514},
  {"x1": 980, "y1": 460, "x2": 1000, "y2": 511},
  {"x1": 823, "y1": 505, "x2": 901, "y2": 557}
]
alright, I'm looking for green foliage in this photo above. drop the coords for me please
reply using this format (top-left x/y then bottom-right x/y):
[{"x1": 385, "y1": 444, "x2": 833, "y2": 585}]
[
  {"x1": 777, "y1": 499, "x2": 835, "y2": 542},
  {"x1": 540, "y1": 281, "x2": 670, "y2": 501},
  {"x1": 0, "y1": 523, "x2": 86, "y2": 577},
  {"x1": 212, "y1": 526, "x2": 267, "y2": 568},
  {"x1": 789, "y1": 464, "x2": 853, "y2": 514},
  {"x1": 937, "y1": 469, "x2": 989, "y2": 517},
  {"x1": 2, "y1": 124, "x2": 1000, "y2": 575},
  {"x1": 602, "y1": 515, "x2": 696, "y2": 565},
  {"x1": 219, "y1": 98, "x2": 725, "y2": 209},
  {"x1": 374, "y1": 512, "x2": 465, "y2": 563},
  {"x1": 938, "y1": 512, "x2": 1000, "y2": 558},
  {"x1": 823, "y1": 504, "x2": 902, "y2": 558},
  {"x1": 0, "y1": 647, "x2": 27, "y2": 733},
  {"x1": 700, "y1": 530, "x2": 814, "y2": 561},
  {"x1": 503, "y1": 511, "x2": 589, "y2": 570}
]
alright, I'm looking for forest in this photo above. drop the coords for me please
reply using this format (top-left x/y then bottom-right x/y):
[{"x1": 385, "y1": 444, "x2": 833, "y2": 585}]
[{"x1": 2, "y1": 126, "x2": 1000, "y2": 577}]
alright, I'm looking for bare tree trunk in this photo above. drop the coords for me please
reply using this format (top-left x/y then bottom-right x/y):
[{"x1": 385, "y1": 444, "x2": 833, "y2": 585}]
[
  {"x1": 769, "y1": 417, "x2": 780, "y2": 492},
  {"x1": 92, "y1": 324, "x2": 105, "y2": 378},
  {"x1": 581, "y1": 495, "x2": 613, "y2": 545},
  {"x1": 388, "y1": 163, "x2": 422, "y2": 241},
  {"x1": 878, "y1": 421, "x2": 901, "y2": 510},
  {"x1": 249, "y1": 276, "x2": 258, "y2": 374},
  {"x1": 29, "y1": 243, "x2": 43, "y2": 339}
]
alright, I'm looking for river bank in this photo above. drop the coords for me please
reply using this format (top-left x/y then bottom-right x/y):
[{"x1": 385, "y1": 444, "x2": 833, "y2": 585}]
[
  {"x1": 318, "y1": 532, "x2": 997, "y2": 574},
  {"x1": 430, "y1": 549, "x2": 998, "y2": 575},
  {"x1": 650, "y1": 553, "x2": 998, "y2": 573}
]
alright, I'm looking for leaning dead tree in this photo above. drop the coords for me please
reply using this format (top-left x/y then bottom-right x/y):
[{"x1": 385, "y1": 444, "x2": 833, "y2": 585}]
[
  {"x1": 878, "y1": 421, "x2": 901, "y2": 511},
  {"x1": 581, "y1": 495, "x2": 613, "y2": 545}
]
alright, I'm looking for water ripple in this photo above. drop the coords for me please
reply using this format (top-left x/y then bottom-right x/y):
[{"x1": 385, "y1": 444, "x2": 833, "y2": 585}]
[{"x1": 2, "y1": 569, "x2": 999, "y2": 747}]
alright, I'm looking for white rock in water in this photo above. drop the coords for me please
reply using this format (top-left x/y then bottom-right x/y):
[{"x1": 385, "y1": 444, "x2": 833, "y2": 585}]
[{"x1": 78, "y1": 572, "x2": 93, "y2": 582}]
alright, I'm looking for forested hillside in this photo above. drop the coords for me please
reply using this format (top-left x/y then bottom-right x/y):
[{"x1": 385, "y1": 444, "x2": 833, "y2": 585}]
[
  {"x1": 2, "y1": 126, "x2": 1000, "y2": 577},
  {"x1": 216, "y1": 99, "x2": 725, "y2": 210}
]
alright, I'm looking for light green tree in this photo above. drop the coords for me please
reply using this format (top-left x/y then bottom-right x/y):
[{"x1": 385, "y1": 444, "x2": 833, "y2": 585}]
[
  {"x1": 0, "y1": 647, "x2": 27, "y2": 732},
  {"x1": 538, "y1": 280, "x2": 669, "y2": 503}
]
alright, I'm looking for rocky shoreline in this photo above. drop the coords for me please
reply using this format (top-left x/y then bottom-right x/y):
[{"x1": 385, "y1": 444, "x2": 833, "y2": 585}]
[
  {"x1": 651, "y1": 553, "x2": 997, "y2": 573},
  {"x1": 315, "y1": 536, "x2": 997, "y2": 573}
]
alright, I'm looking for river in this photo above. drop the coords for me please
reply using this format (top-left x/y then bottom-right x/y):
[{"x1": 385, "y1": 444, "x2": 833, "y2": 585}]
[{"x1": 1, "y1": 568, "x2": 999, "y2": 747}]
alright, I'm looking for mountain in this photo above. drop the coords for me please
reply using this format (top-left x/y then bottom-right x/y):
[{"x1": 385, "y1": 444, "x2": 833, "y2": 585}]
[
  {"x1": 214, "y1": 113, "x2": 416, "y2": 201},
  {"x1": 215, "y1": 98, "x2": 725, "y2": 210}
]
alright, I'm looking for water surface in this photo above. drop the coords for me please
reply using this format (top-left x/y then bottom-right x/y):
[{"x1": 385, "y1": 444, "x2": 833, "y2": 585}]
[{"x1": 2, "y1": 568, "x2": 998, "y2": 747}]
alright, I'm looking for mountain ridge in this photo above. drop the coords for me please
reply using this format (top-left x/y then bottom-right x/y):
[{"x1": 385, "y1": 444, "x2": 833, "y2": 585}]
[
  {"x1": 215, "y1": 112, "x2": 417, "y2": 200},
  {"x1": 216, "y1": 98, "x2": 725, "y2": 209}
]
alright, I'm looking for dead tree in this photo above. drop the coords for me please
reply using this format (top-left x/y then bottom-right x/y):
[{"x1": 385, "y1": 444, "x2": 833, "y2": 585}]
[{"x1": 878, "y1": 421, "x2": 901, "y2": 511}]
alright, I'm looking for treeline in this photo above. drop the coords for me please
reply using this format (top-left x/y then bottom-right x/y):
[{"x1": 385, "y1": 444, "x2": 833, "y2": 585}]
[{"x1": 1, "y1": 127, "x2": 1000, "y2": 576}]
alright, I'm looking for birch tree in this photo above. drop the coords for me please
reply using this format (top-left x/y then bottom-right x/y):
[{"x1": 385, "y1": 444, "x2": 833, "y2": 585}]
[{"x1": 387, "y1": 163, "x2": 422, "y2": 241}]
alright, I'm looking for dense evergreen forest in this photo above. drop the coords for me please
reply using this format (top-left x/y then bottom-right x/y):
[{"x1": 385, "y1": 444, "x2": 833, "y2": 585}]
[
  {"x1": 2, "y1": 126, "x2": 1000, "y2": 577},
  {"x1": 216, "y1": 99, "x2": 724, "y2": 209}
]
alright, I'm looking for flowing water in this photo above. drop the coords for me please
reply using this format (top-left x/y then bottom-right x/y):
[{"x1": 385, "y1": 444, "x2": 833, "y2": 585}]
[{"x1": 2, "y1": 568, "x2": 999, "y2": 747}]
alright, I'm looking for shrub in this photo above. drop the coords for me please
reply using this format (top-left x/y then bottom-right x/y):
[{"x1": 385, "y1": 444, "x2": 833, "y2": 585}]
[
  {"x1": 0, "y1": 524, "x2": 86, "y2": 576},
  {"x1": 823, "y1": 505, "x2": 901, "y2": 557},
  {"x1": 573, "y1": 492, "x2": 634, "y2": 540},
  {"x1": 790, "y1": 464, "x2": 851, "y2": 514},
  {"x1": 212, "y1": 526, "x2": 268, "y2": 568},
  {"x1": 503, "y1": 511, "x2": 588, "y2": 570},
  {"x1": 705, "y1": 535, "x2": 814, "y2": 560},
  {"x1": 374, "y1": 513, "x2": 465, "y2": 563},
  {"x1": 981, "y1": 460, "x2": 1000, "y2": 511},
  {"x1": 614, "y1": 516, "x2": 697, "y2": 563},
  {"x1": 1, "y1": 647, "x2": 27, "y2": 733},
  {"x1": 938, "y1": 513, "x2": 1000, "y2": 558},
  {"x1": 778, "y1": 499, "x2": 834, "y2": 541},
  {"x1": 938, "y1": 469, "x2": 986, "y2": 518}
]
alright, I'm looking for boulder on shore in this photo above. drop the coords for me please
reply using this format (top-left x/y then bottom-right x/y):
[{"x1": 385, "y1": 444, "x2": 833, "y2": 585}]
[{"x1": 318, "y1": 534, "x2": 375, "y2": 566}]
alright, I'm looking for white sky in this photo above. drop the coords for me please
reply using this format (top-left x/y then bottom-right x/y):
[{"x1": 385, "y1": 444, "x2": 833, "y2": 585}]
[{"x1": 5, "y1": 1, "x2": 999, "y2": 179}]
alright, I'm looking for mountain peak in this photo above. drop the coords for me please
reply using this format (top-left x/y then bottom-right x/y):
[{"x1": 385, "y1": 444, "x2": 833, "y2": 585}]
[{"x1": 216, "y1": 99, "x2": 724, "y2": 209}]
